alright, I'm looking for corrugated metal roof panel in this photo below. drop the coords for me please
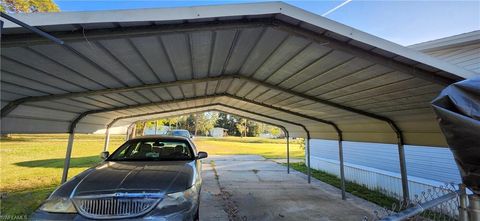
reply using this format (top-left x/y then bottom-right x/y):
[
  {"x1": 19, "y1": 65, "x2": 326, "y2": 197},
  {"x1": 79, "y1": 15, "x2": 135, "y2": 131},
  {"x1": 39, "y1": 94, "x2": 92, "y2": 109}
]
[{"x1": 1, "y1": 2, "x2": 475, "y2": 147}]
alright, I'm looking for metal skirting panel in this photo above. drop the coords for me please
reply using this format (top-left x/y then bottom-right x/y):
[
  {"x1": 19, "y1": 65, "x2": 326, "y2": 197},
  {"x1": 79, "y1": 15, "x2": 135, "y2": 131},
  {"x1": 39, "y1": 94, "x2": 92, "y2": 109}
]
[
  {"x1": 309, "y1": 139, "x2": 461, "y2": 182},
  {"x1": 309, "y1": 155, "x2": 448, "y2": 200}
]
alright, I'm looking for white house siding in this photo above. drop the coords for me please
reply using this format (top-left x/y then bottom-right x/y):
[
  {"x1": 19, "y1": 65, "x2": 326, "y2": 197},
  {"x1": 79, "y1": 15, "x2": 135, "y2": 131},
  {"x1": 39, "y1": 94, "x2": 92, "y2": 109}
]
[
  {"x1": 426, "y1": 43, "x2": 480, "y2": 74},
  {"x1": 307, "y1": 139, "x2": 461, "y2": 198},
  {"x1": 410, "y1": 30, "x2": 480, "y2": 75}
]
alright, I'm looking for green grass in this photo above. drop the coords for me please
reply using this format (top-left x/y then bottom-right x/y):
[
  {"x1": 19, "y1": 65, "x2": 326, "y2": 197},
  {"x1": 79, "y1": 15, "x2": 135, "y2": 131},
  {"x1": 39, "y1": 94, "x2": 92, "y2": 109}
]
[
  {"x1": 0, "y1": 134, "x2": 126, "y2": 193},
  {"x1": 195, "y1": 137, "x2": 304, "y2": 159},
  {"x1": 0, "y1": 187, "x2": 56, "y2": 217},
  {"x1": 195, "y1": 136, "x2": 304, "y2": 144},
  {"x1": 288, "y1": 162, "x2": 398, "y2": 208},
  {"x1": 0, "y1": 134, "x2": 303, "y2": 217}
]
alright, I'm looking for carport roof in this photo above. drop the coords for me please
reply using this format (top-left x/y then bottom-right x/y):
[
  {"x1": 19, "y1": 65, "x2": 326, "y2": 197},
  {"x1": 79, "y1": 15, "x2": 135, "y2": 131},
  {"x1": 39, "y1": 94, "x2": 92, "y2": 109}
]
[{"x1": 1, "y1": 2, "x2": 475, "y2": 147}]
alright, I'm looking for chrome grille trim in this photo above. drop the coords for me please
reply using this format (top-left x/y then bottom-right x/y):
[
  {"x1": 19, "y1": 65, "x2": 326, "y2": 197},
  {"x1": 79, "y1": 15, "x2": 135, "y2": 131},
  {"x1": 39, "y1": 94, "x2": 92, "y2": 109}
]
[{"x1": 73, "y1": 197, "x2": 161, "y2": 219}]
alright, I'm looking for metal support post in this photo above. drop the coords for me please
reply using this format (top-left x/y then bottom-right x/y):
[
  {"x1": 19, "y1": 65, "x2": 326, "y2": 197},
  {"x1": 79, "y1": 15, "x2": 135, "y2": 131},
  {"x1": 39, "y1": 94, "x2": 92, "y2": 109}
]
[
  {"x1": 131, "y1": 123, "x2": 137, "y2": 139},
  {"x1": 397, "y1": 140, "x2": 410, "y2": 202},
  {"x1": 339, "y1": 139, "x2": 346, "y2": 200},
  {"x1": 307, "y1": 136, "x2": 311, "y2": 184},
  {"x1": 468, "y1": 194, "x2": 480, "y2": 221},
  {"x1": 1, "y1": 19, "x2": 4, "y2": 36},
  {"x1": 103, "y1": 127, "x2": 110, "y2": 152},
  {"x1": 287, "y1": 133, "x2": 290, "y2": 174},
  {"x1": 126, "y1": 124, "x2": 133, "y2": 140},
  {"x1": 154, "y1": 120, "x2": 158, "y2": 135},
  {"x1": 459, "y1": 184, "x2": 469, "y2": 221},
  {"x1": 61, "y1": 133, "x2": 75, "y2": 184}
]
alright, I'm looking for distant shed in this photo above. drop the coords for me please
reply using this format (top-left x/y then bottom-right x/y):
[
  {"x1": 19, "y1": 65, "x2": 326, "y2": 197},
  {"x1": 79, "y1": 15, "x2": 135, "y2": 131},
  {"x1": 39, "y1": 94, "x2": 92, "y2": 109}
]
[{"x1": 210, "y1": 127, "x2": 227, "y2": 137}]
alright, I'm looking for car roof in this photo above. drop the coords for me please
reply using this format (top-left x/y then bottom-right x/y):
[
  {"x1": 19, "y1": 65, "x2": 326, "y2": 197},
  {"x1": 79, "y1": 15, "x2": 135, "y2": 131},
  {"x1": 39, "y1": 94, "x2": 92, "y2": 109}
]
[{"x1": 131, "y1": 135, "x2": 190, "y2": 141}]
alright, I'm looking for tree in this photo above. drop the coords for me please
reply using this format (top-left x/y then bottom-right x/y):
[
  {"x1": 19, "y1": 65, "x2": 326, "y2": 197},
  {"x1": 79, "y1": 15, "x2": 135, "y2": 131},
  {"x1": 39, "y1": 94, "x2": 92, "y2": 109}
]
[
  {"x1": 193, "y1": 112, "x2": 219, "y2": 136},
  {"x1": 1, "y1": 0, "x2": 60, "y2": 13},
  {"x1": 236, "y1": 118, "x2": 247, "y2": 137},
  {"x1": 135, "y1": 122, "x2": 147, "y2": 136},
  {"x1": 165, "y1": 117, "x2": 180, "y2": 129},
  {"x1": 193, "y1": 114, "x2": 199, "y2": 136},
  {"x1": 269, "y1": 126, "x2": 281, "y2": 137},
  {"x1": 215, "y1": 113, "x2": 237, "y2": 136},
  {"x1": 185, "y1": 114, "x2": 196, "y2": 133},
  {"x1": 246, "y1": 120, "x2": 260, "y2": 137}
]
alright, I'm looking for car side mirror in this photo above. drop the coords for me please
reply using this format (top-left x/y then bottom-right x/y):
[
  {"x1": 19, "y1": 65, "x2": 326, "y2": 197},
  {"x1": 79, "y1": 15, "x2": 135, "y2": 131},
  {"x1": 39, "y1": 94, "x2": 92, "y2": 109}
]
[
  {"x1": 197, "y1": 151, "x2": 208, "y2": 159},
  {"x1": 190, "y1": 135, "x2": 194, "y2": 139},
  {"x1": 100, "y1": 151, "x2": 109, "y2": 160}
]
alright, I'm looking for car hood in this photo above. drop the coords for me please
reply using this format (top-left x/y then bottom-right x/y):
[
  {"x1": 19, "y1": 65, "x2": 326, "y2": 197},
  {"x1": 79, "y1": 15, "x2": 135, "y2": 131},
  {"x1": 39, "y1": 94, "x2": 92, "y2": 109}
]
[{"x1": 70, "y1": 161, "x2": 195, "y2": 197}]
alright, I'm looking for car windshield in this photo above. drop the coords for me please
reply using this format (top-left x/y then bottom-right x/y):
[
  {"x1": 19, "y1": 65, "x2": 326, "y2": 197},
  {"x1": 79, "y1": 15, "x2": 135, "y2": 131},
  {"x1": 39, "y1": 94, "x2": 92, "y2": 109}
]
[
  {"x1": 108, "y1": 139, "x2": 194, "y2": 161},
  {"x1": 168, "y1": 130, "x2": 190, "y2": 138}
]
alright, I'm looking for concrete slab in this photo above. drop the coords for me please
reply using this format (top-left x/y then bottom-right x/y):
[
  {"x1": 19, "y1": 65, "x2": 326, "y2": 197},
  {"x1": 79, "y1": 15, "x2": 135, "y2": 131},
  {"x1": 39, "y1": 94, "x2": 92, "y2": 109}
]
[
  {"x1": 199, "y1": 155, "x2": 378, "y2": 221},
  {"x1": 199, "y1": 159, "x2": 230, "y2": 221}
]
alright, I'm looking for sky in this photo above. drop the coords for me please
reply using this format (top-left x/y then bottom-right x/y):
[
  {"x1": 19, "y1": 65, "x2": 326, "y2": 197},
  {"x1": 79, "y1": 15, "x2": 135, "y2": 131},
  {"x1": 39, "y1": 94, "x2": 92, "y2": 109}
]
[{"x1": 54, "y1": 0, "x2": 479, "y2": 46}]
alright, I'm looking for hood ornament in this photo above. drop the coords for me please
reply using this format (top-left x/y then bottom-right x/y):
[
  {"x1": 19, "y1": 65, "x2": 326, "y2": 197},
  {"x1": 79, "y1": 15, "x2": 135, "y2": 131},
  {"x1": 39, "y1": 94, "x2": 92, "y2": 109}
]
[{"x1": 113, "y1": 192, "x2": 165, "y2": 198}]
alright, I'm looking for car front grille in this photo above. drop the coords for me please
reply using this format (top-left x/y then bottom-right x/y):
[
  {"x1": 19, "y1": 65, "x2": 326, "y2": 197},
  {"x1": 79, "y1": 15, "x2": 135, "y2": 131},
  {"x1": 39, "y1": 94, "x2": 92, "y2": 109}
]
[{"x1": 73, "y1": 197, "x2": 160, "y2": 219}]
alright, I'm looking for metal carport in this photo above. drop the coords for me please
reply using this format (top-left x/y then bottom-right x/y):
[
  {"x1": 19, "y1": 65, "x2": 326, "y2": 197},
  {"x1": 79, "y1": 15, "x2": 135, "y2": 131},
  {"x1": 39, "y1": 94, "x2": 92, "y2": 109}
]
[{"x1": 0, "y1": 2, "x2": 475, "y2": 203}]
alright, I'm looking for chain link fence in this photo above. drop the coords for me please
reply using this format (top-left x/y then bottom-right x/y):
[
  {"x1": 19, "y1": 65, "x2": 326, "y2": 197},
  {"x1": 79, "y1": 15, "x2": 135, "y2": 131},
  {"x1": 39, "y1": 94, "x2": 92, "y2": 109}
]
[{"x1": 364, "y1": 183, "x2": 469, "y2": 221}]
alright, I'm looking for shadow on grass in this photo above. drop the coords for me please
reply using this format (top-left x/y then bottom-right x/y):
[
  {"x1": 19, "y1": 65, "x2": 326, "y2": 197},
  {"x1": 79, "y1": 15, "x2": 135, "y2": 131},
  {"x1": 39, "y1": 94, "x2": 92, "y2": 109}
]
[
  {"x1": 0, "y1": 137, "x2": 36, "y2": 142},
  {"x1": 15, "y1": 156, "x2": 102, "y2": 168}
]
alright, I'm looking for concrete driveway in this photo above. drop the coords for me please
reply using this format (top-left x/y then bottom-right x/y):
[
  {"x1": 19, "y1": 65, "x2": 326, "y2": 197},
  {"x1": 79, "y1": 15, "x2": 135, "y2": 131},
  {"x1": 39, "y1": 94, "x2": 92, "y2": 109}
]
[{"x1": 199, "y1": 155, "x2": 378, "y2": 221}]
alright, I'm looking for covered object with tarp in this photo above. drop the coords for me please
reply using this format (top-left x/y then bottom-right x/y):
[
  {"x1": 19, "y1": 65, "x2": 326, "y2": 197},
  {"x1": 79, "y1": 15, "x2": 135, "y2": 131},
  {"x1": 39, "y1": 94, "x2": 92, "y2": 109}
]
[
  {"x1": 432, "y1": 77, "x2": 480, "y2": 195},
  {"x1": 0, "y1": 2, "x2": 477, "y2": 201}
]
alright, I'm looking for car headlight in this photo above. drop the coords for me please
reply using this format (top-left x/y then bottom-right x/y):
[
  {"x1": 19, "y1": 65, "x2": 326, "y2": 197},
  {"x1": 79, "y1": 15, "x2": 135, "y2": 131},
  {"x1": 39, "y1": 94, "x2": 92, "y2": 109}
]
[
  {"x1": 39, "y1": 196, "x2": 77, "y2": 213},
  {"x1": 156, "y1": 185, "x2": 198, "y2": 211}
]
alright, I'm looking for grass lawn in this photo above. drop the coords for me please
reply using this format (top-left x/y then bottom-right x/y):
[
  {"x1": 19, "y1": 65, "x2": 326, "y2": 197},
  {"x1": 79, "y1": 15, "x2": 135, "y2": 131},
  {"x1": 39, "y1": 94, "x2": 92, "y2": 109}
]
[
  {"x1": 194, "y1": 136, "x2": 304, "y2": 159},
  {"x1": 0, "y1": 134, "x2": 303, "y2": 217}
]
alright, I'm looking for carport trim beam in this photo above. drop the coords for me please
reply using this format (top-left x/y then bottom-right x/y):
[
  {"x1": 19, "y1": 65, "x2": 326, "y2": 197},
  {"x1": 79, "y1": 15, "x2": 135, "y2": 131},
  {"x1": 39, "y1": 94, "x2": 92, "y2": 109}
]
[{"x1": 0, "y1": 12, "x2": 64, "y2": 45}]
